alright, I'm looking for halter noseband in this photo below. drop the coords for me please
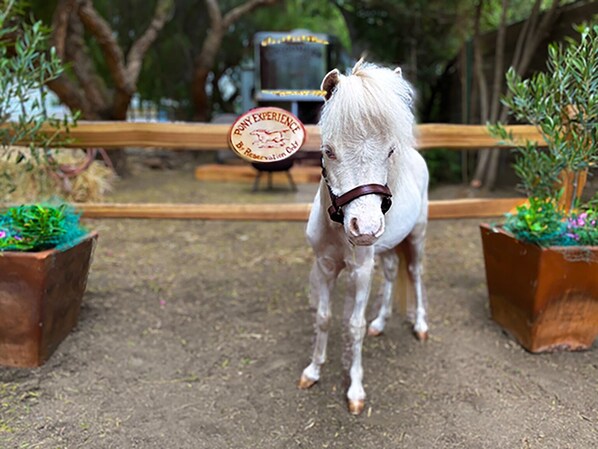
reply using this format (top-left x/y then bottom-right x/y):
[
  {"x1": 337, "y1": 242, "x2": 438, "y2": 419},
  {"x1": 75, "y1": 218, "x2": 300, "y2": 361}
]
[{"x1": 322, "y1": 165, "x2": 392, "y2": 224}]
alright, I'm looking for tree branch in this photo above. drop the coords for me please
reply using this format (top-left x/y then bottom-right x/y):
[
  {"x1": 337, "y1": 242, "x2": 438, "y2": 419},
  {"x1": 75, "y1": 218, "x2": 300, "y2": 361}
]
[
  {"x1": 196, "y1": 0, "x2": 224, "y2": 72},
  {"x1": 50, "y1": 0, "x2": 76, "y2": 59},
  {"x1": 76, "y1": 0, "x2": 130, "y2": 93},
  {"x1": 473, "y1": 0, "x2": 488, "y2": 123},
  {"x1": 126, "y1": 0, "x2": 174, "y2": 84},
  {"x1": 222, "y1": 0, "x2": 278, "y2": 28},
  {"x1": 471, "y1": 0, "x2": 490, "y2": 188},
  {"x1": 520, "y1": 0, "x2": 561, "y2": 72},
  {"x1": 46, "y1": 75, "x2": 96, "y2": 118},
  {"x1": 46, "y1": 0, "x2": 108, "y2": 118},
  {"x1": 489, "y1": 0, "x2": 509, "y2": 122},
  {"x1": 510, "y1": 0, "x2": 541, "y2": 72},
  {"x1": 65, "y1": 8, "x2": 109, "y2": 116},
  {"x1": 192, "y1": 0, "x2": 278, "y2": 120}
]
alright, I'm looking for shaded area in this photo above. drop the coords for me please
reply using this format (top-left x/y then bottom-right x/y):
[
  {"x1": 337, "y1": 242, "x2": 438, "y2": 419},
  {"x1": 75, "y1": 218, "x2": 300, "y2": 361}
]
[{"x1": 0, "y1": 167, "x2": 596, "y2": 449}]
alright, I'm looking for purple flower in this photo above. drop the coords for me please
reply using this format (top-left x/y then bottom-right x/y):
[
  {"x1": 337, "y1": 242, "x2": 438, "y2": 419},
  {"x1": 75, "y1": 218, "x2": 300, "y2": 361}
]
[
  {"x1": 14, "y1": 235, "x2": 22, "y2": 241},
  {"x1": 566, "y1": 232, "x2": 580, "y2": 240},
  {"x1": 576, "y1": 212, "x2": 588, "y2": 227},
  {"x1": 0, "y1": 230, "x2": 5, "y2": 239}
]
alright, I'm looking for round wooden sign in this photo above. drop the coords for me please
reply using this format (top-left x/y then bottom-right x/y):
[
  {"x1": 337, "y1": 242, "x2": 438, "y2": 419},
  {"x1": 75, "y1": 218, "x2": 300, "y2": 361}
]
[{"x1": 228, "y1": 107, "x2": 306, "y2": 163}]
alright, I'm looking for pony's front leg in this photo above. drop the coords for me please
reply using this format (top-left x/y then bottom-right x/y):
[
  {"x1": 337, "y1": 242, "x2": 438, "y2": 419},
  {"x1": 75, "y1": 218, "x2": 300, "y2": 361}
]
[
  {"x1": 346, "y1": 247, "x2": 376, "y2": 415},
  {"x1": 408, "y1": 223, "x2": 429, "y2": 340},
  {"x1": 298, "y1": 256, "x2": 341, "y2": 390},
  {"x1": 367, "y1": 250, "x2": 399, "y2": 336}
]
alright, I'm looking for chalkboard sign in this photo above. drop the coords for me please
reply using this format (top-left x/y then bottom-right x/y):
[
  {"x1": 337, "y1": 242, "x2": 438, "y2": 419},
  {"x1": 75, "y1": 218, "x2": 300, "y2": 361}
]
[{"x1": 255, "y1": 31, "x2": 330, "y2": 92}]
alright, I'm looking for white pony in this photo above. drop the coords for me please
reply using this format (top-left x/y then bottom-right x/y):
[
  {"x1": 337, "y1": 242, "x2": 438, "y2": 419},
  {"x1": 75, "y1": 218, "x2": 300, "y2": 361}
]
[{"x1": 298, "y1": 60, "x2": 429, "y2": 415}]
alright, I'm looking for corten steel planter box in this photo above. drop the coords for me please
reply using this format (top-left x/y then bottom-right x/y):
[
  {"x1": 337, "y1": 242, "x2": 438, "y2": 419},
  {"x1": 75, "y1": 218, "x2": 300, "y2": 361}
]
[
  {"x1": 480, "y1": 224, "x2": 598, "y2": 353},
  {"x1": 0, "y1": 232, "x2": 98, "y2": 368}
]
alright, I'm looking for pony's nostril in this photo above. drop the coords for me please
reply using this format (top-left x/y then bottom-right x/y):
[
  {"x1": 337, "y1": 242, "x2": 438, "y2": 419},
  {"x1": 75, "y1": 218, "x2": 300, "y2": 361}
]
[{"x1": 349, "y1": 217, "x2": 360, "y2": 235}]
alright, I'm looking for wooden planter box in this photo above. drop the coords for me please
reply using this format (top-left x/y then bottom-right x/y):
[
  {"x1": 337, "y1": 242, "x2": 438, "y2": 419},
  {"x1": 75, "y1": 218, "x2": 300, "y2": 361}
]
[
  {"x1": 0, "y1": 232, "x2": 98, "y2": 368},
  {"x1": 480, "y1": 224, "x2": 598, "y2": 353}
]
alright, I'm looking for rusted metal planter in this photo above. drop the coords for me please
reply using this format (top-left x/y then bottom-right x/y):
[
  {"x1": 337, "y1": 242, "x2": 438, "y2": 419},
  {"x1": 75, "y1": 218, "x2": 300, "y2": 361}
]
[
  {"x1": 0, "y1": 232, "x2": 98, "y2": 368},
  {"x1": 480, "y1": 224, "x2": 598, "y2": 353}
]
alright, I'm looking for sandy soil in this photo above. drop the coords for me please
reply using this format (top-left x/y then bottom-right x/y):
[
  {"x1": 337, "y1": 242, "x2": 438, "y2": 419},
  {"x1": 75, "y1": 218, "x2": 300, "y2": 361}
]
[{"x1": 1, "y1": 163, "x2": 597, "y2": 449}]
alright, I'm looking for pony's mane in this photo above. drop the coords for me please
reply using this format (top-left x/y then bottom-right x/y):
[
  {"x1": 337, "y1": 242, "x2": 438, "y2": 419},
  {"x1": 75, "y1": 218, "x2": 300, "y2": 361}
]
[{"x1": 319, "y1": 61, "x2": 416, "y2": 151}]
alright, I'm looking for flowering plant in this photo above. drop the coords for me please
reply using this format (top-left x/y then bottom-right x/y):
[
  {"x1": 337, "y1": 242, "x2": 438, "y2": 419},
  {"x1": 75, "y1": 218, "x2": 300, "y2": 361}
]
[
  {"x1": 564, "y1": 210, "x2": 598, "y2": 246},
  {"x1": 0, "y1": 204, "x2": 87, "y2": 252},
  {"x1": 504, "y1": 198, "x2": 598, "y2": 247},
  {"x1": 490, "y1": 24, "x2": 598, "y2": 247}
]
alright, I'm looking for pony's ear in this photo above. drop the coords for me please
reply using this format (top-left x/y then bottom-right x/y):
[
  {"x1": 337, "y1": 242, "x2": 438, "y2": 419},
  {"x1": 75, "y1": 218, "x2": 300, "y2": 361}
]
[
  {"x1": 321, "y1": 69, "x2": 340, "y2": 101},
  {"x1": 394, "y1": 67, "x2": 402, "y2": 77}
]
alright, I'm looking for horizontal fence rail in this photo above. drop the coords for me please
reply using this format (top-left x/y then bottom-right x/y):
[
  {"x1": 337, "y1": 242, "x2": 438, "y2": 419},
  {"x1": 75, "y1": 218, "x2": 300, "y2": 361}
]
[
  {"x1": 73, "y1": 198, "x2": 527, "y2": 221},
  {"x1": 30, "y1": 121, "x2": 546, "y2": 151},
  {"x1": 5, "y1": 121, "x2": 538, "y2": 220}
]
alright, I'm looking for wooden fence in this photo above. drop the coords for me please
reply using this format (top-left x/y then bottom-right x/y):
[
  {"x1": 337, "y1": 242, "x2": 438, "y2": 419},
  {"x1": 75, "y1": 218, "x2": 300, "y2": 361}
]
[
  {"x1": 52, "y1": 121, "x2": 543, "y2": 151},
  {"x1": 21, "y1": 121, "x2": 542, "y2": 220}
]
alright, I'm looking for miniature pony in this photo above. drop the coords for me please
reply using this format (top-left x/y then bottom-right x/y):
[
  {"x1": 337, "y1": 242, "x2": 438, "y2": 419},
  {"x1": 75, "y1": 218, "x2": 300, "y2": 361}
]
[{"x1": 298, "y1": 60, "x2": 429, "y2": 415}]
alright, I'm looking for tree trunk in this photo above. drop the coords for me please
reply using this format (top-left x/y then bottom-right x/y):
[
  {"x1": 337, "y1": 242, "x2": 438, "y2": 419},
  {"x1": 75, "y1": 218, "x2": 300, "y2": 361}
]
[
  {"x1": 471, "y1": 0, "x2": 562, "y2": 190},
  {"x1": 484, "y1": 0, "x2": 561, "y2": 190},
  {"x1": 191, "y1": 0, "x2": 278, "y2": 122},
  {"x1": 104, "y1": 97, "x2": 132, "y2": 175},
  {"x1": 192, "y1": 68, "x2": 211, "y2": 122},
  {"x1": 46, "y1": 0, "x2": 174, "y2": 175},
  {"x1": 470, "y1": 0, "x2": 490, "y2": 188},
  {"x1": 480, "y1": 0, "x2": 509, "y2": 191}
]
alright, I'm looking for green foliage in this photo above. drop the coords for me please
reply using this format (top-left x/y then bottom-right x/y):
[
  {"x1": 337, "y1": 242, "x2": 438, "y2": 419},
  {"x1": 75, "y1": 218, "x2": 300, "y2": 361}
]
[
  {"x1": 479, "y1": 0, "x2": 578, "y2": 31},
  {"x1": 490, "y1": 24, "x2": 598, "y2": 247},
  {"x1": 0, "y1": 0, "x2": 77, "y2": 192},
  {"x1": 0, "y1": 204, "x2": 87, "y2": 252},
  {"x1": 503, "y1": 197, "x2": 566, "y2": 246},
  {"x1": 488, "y1": 123, "x2": 564, "y2": 200},
  {"x1": 332, "y1": 0, "x2": 470, "y2": 116},
  {"x1": 505, "y1": 199, "x2": 598, "y2": 247},
  {"x1": 423, "y1": 149, "x2": 462, "y2": 185},
  {"x1": 251, "y1": 1, "x2": 351, "y2": 51}
]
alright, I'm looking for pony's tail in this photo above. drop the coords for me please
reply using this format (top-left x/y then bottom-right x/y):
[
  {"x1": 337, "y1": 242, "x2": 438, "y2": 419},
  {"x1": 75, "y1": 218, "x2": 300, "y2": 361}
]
[{"x1": 395, "y1": 240, "x2": 416, "y2": 322}]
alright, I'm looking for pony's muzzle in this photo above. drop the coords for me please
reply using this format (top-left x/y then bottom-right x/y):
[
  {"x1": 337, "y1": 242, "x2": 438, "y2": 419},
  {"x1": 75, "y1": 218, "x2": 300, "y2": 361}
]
[{"x1": 346, "y1": 211, "x2": 385, "y2": 246}]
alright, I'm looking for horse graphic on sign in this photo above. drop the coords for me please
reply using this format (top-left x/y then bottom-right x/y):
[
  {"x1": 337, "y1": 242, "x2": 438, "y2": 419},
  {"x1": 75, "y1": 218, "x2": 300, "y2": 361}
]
[{"x1": 250, "y1": 129, "x2": 290, "y2": 148}]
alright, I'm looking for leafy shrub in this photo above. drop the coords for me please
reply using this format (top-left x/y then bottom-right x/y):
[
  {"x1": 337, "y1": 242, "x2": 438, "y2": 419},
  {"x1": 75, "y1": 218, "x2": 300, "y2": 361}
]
[
  {"x1": 0, "y1": 0, "x2": 78, "y2": 194},
  {"x1": 0, "y1": 204, "x2": 87, "y2": 252},
  {"x1": 491, "y1": 24, "x2": 598, "y2": 246}
]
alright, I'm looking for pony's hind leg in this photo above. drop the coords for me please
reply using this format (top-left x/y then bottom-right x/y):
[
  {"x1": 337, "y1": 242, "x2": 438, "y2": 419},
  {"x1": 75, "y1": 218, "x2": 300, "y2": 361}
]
[
  {"x1": 407, "y1": 223, "x2": 429, "y2": 341},
  {"x1": 299, "y1": 256, "x2": 341, "y2": 389},
  {"x1": 367, "y1": 250, "x2": 399, "y2": 336}
]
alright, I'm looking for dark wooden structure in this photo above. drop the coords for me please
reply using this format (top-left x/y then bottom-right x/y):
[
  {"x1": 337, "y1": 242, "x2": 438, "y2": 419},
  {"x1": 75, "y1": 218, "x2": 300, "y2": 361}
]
[{"x1": 440, "y1": 0, "x2": 598, "y2": 124}]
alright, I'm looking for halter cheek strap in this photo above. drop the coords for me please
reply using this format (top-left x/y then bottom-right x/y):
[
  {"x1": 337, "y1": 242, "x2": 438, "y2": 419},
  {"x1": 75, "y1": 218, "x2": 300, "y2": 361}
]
[{"x1": 322, "y1": 165, "x2": 393, "y2": 224}]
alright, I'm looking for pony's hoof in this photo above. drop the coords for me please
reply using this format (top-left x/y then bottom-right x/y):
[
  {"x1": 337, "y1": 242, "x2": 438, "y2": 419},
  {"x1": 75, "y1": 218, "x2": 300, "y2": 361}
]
[
  {"x1": 414, "y1": 330, "x2": 429, "y2": 341},
  {"x1": 298, "y1": 375, "x2": 317, "y2": 390},
  {"x1": 367, "y1": 326, "x2": 383, "y2": 337},
  {"x1": 348, "y1": 399, "x2": 365, "y2": 415}
]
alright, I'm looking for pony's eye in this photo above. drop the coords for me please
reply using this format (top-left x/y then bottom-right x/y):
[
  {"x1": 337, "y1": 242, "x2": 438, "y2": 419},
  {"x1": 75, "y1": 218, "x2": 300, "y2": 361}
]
[
  {"x1": 323, "y1": 146, "x2": 336, "y2": 160},
  {"x1": 388, "y1": 147, "x2": 395, "y2": 158}
]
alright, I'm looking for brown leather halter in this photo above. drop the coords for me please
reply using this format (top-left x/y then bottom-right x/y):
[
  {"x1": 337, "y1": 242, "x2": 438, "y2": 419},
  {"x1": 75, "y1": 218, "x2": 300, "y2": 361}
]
[{"x1": 322, "y1": 165, "x2": 392, "y2": 224}]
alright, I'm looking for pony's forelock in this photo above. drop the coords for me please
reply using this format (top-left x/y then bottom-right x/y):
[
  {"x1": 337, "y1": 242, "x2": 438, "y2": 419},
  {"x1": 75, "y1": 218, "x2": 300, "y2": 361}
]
[{"x1": 320, "y1": 61, "x2": 415, "y2": 151}]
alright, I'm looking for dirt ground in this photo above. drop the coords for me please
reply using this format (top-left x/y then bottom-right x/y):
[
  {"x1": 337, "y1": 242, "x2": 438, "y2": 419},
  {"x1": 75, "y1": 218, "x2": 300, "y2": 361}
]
[{"x1": 1, "y1": 160, "x2": 597, "y2": 449}]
